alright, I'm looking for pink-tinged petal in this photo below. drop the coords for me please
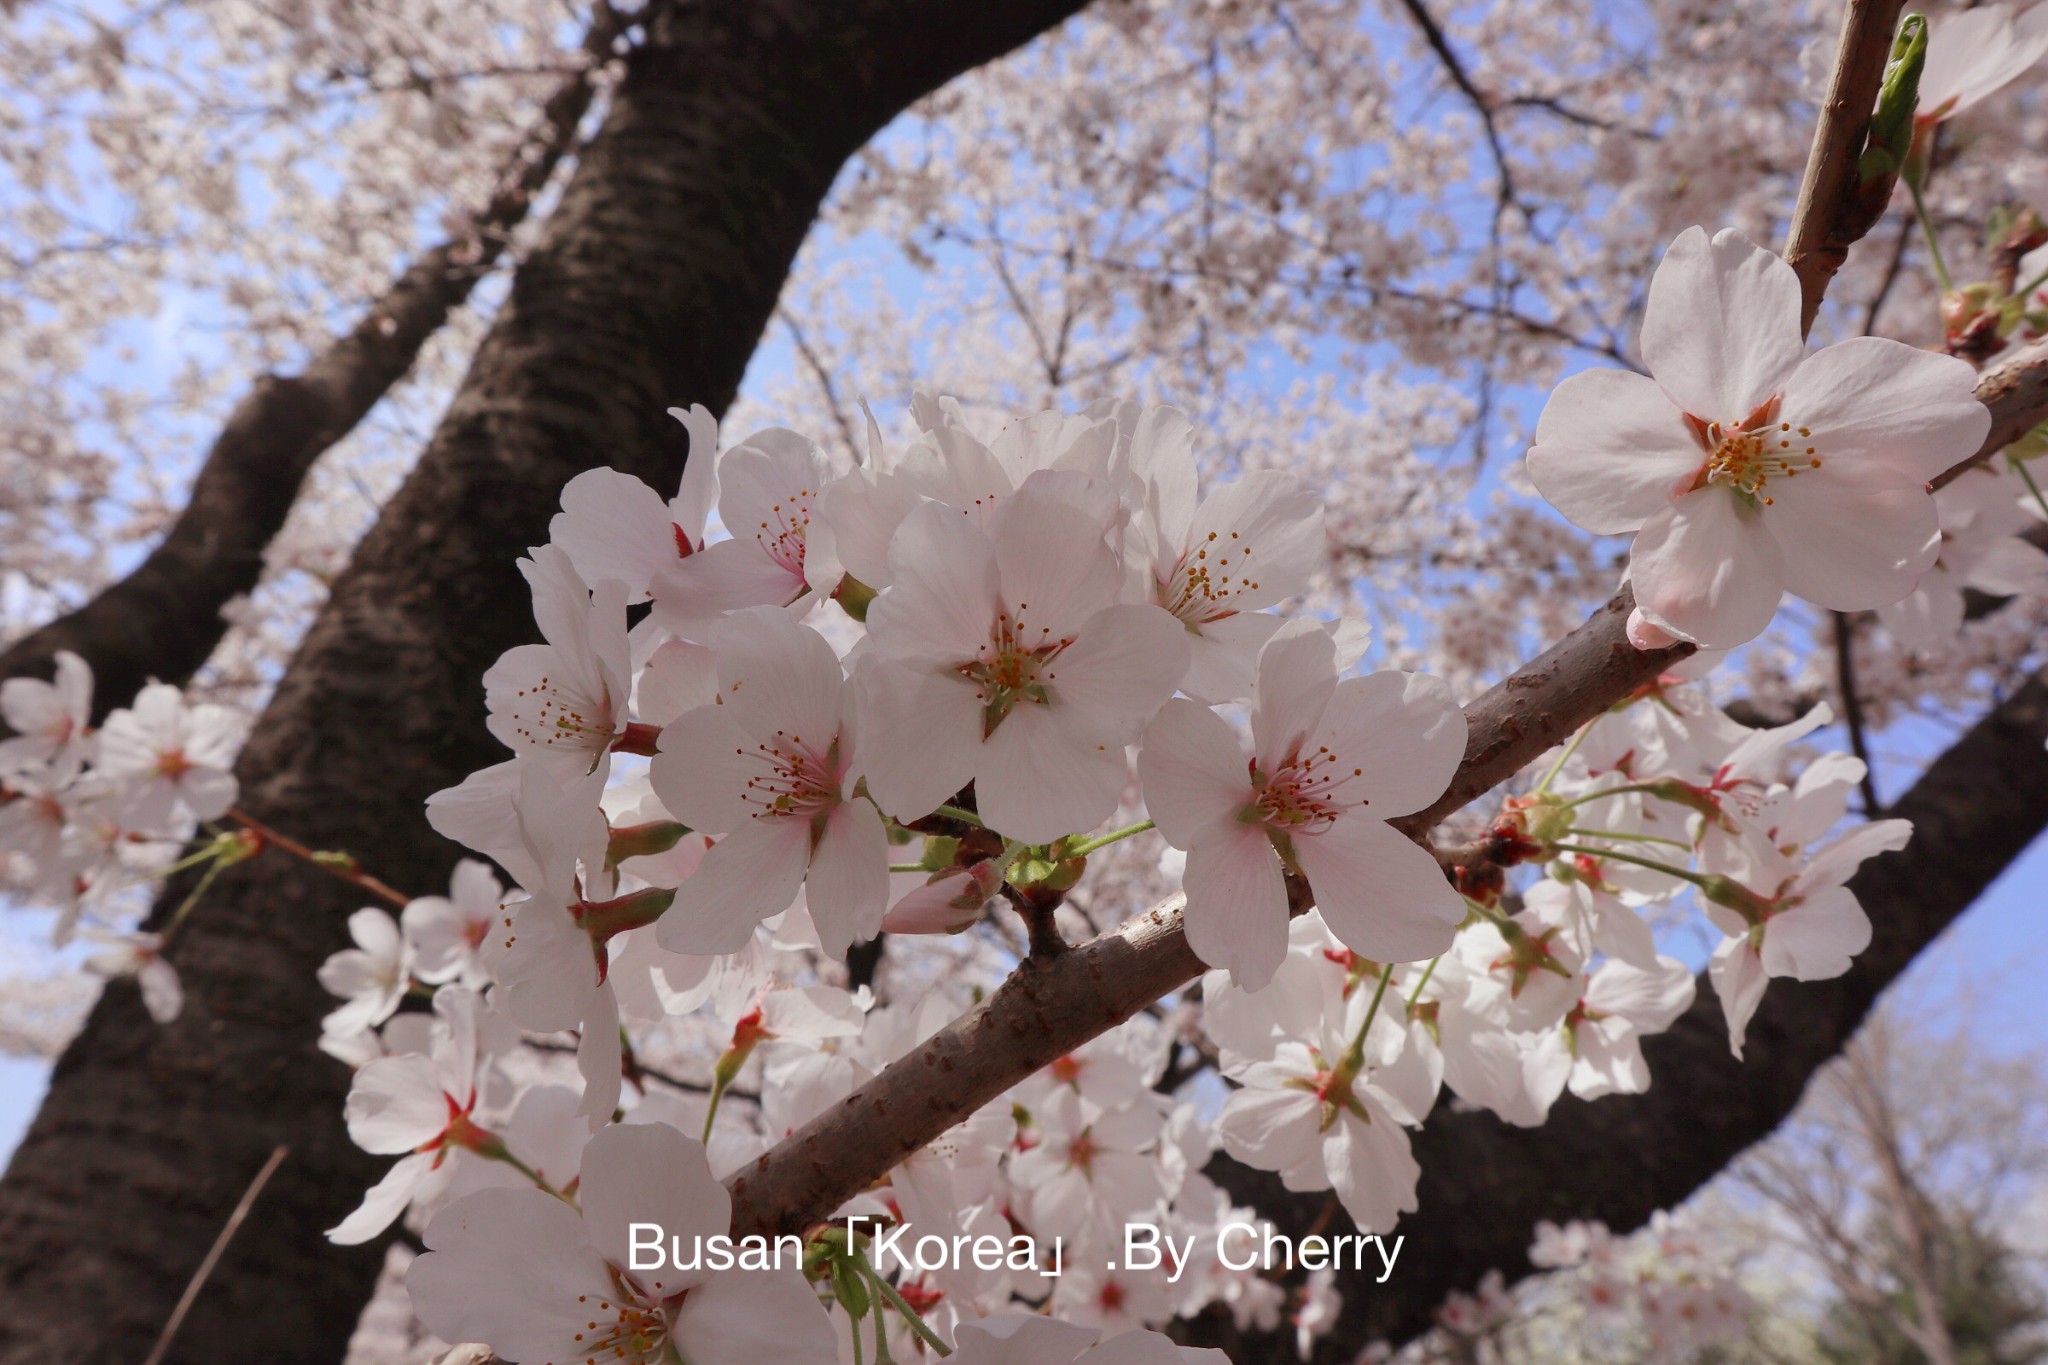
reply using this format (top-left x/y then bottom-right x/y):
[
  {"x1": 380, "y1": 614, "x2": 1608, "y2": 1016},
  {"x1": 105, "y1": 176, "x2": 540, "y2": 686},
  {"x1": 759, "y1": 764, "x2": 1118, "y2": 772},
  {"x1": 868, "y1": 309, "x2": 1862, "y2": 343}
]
[
  {"x1": 1249, "y1": 619, "x2": 1338, "y2": 767},
  {"x1": 1794, "y1": 818, "x2": 1912, "y2": 894},
  {"x1": 818, "y1": 467, "x2": 926, "y2": 589},
  {"x1": 851, "y1": 660, "x2": 982, "y2": 824},
  {"x1": 1763, "y1": 468, "x2": 1939, "y2": 610},
  {"x1": 327, "y1": 1152, "x2": 435, "y2": 1245},
  {"x1": 1179, "y1": 610, "x2": 1285, "y2": 705},
  {"x1": 1323, "y1": 1107, "x2": 1420, "y2": 1235},
  {"x1": 409, "y1": 1187, "x2": 614, "y2": 1359},
  {"x1": 1527, "y1": 368, "x2": 1702, "y2": 534},
  {"x1": 1046, "y1": 603, "x2": 1189, "y2": 737},
  {"x1": 1761, "y1": 888, "x2": 1871, "y2": 981},
  {"x1": 707, "y1": 608, "x2": 844, "y2": 747},
  {"x1": 1628, "y1": 490, "x2": 1785, "y2": 649},
  {"x1": 1178, "y1": 470, "x2": 1326, "y2": 613},
  {"x1": 1968, "y1": 535, "x2": 2048, "y2": 595},
  {"x1": 1780, "y1": 338, "x2": 1990, "y2": 482},
  {"x1": 1137, "y1": 699, "x2": 1252, "y2": 848},
  {"x1": 668, "y1": 404, "x2": 723, "y2": 540},
  {"x1": 579, "y1": 1121, "x2": 730, "y2": 1295},
  {"x1": 991, "y1": 470, "x2": 1124, "y2": 640},
  {"x1": 550, "y1": 468, "x2": 678, "y2": 602},
  {"x1": 953, "y1": 1313, "x2": 1102, "y2": 1364},
  {"x1": 658, "y1": 819, "x2": 810, "y2": 955},
  {"x1": 804, "y1": 799, "x2": 890, "y2": 960},
  {"x1": 1640, "y1": 226, "x2": 1804, "y2": 421},
  {"x1": 1584, "y1": 956, "x2": 1696, "y2": 1032},
  {"x1": 975, "y1": 703, "x2": 1128, "y2": 844},
  {"x1": 672, "y1": 1266, "x2": 840, "y2": 1364},
  {"x1": 868, "y1": 500, "x2": 1002, "y2": 669},
  {"x1": 650, "y1": 538, "x2": 805, "y2": 634},
  {"x1": 1181, "y1": 822, "x2": 1292, "y2": 990},
  {"x1": 1708, "y1": 936, "x2": 1768, "y2": 1060},
  {"x1": 1216, "y1": 1085, "x2": 1323, "y2": 1175},
  {"x1": 634, "y1": 639, "x2": 719, "y2": 726},
  {"x1": 1311, "y1": 670, "x2": 1466, "y2": 818},
  {"x1": 649, "y1": 706, "x2": 760, "y2": 834},
  {"x1": 1296, "y1": 815, "x2": 1462, "y2": 963},
  {"x1": 576, "y1": 984, "x2": 622, "y2": 1126},
  {"x1": 344, "y1": 1053, "x2": 450, "y2": 1153}
]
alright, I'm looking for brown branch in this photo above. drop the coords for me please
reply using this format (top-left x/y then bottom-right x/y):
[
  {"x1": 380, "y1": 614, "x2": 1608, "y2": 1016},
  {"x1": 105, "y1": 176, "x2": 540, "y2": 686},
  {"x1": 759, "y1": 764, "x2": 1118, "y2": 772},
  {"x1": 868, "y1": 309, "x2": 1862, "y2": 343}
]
[
  {"x1": 1782, "y1": 0, "x2": 1908, "y2": 335},
  {"x1": 1831, "y1": 611, "x2": 1882, "y2": 814},
  {"x1": 1931, "y1": 334, "x2": 2048, "y2": 489},
  {"x1": 141, "y1": 1145, "x2": 289, "y2": 1365},
  {"x1": 0, "y1": 4, "x2": 629, "y2": 721}
]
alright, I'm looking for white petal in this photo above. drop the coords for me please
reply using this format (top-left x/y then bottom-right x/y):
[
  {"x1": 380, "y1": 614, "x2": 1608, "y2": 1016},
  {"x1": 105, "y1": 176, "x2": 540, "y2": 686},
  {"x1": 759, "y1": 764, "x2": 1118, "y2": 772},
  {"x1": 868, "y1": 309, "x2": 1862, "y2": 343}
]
[
  {"x1": 649, "y1": 706, "x2": 759, "y2": 834},
  {"x1": 1780, "y1": 338, "x2": 1991, "y2": 483},
  {"x1": 850, "y1": 660, "x2": 982, "y2": 824},
  {"x1": 1708, "y1": 936, "x2": 1768, "y2": 1060},
  {"x1": 408, "y1": 1188, "x2": 613, "y2": 1360},
  {"x1": 1640, "y1": 226, "x2": 1804, "y2": 421},
  {"x1": 1181, "y1": 822, "x2": 1291, "y2": 990},
  {"x1": 1628, "y1": 490, "x2": 1785, "y2": 649},
  {"x1": 868, "y1": 500, "x2": 1002, "y2": 670},
  {"x1": 580, "y1": 1121, "x2": 730, "y2": 1295},
  {"x1": 1527, "y1": 368, "x2": 1702, "y2": 534},
  {"x1": 1178, "y1": 610, "x2": 1285, "y2": 705},
  {"x1": 1216, "y1": 1085, "x2": 1323, "y2": 1176},
  {"x1": 804, "y1": 799, "x2": 890, "y2": 960},
  {"x1": 1323, "y1": 1107, "x2": 1420, "y2": 1235},
  {"x1": 991, "y1": 470, "x2": 1124, "y2": 640},
  {"x1": 1295, "y1": 816, "x2": 1462, "y2": 963},
  {"x1": 975, "y1": 703, "x2": 1128, "y2": 844},
  {"x1": 1249, "y1": 619, "x2": 1338, "y2": 767},
  {"x1": 1763, "y1": 468, "x2": 1939, "y2": 610},
  {"x1": 326, "y1": 1152, "x2": 435, "y2": 1245},
  {"x1": 1311, "y1": 670, "x2": 1466, "y2": 818},
  {"x1": 550, "y1": 467, "x2": 680, "y2": 602},
  {"x1": 658, "y1": 820, "x2": 810, "y2": 955},
  {"x1": 1136, "y1": 699, "x2": 1251, "y2": 848},
  {"x1": 1761, "y1": 888, "x2": 1871, "y2": 980},
  {"x1": 345, "y1": 1053, "x2": 450, "y2": 1153},
  {"x1": 1046, "y1": 604, "x2": 1190, "y2": 737},
  {"x1": 1177, "y1": 470, "x2": 1326, "y2": 613},
  {"x1": 708, "y1": 608, "x2": 844, "y2": 747},
  {"x1": 671, "y1": 1267, "x2": 840, "y2": 1364}
]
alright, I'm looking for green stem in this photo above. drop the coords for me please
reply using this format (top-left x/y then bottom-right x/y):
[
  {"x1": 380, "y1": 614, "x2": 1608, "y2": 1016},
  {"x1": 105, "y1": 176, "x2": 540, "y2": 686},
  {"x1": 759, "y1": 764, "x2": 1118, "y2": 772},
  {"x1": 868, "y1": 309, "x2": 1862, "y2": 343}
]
[
  {"x1": 1908, "y1": 177, "x2": 1953, "y2": 293},
  {"x1": 1555, "y1": 781, "x2": 1673, "y2": 812},
  {"x1": 701, "y1": 1075, "x2": 728, "y2": 1144},
  {"x1": 1533, "y1": 720, "x2": 1594, "y2": 796},
  {"x1": 2015, "y1": 459, "x2": 2048, "y2": 524},
  {"x1": 887, "y1": 863, "x2": 929, "y2": 874},
  {"x1": 1548, "y1": 842, "x2": 1710, "y2": 891},
  {"x1": 857, "y1": 1251, "x2": 952, "y2": 1357},
  {"x1": 1064, "y1": 818, "x2": 1156, "y2": 858},
  {"x1": 1339, "y1": 962, "x2": 1396, "y2": 1074},
  {"x1": 1409, "y1": 955, "x2": 1443, "y2": 1002},
  {"x1": 161, "y1": 855, "x2": 233, "y2": 944},
  {"x1": 1566, "y1": 827, "x2": 1693, "y2": 852},
  {"x1": 2014, "y1": 264, "x2": 2048, "y2": 304},
  {"x1": 933, "y1": 804, "x2": 983, "y2": 828}
]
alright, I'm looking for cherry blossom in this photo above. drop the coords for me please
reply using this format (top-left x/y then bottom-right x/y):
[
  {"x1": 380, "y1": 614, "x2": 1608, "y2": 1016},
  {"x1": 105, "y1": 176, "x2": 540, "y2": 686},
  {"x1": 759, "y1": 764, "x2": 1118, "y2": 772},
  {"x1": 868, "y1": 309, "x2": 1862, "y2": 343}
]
[
  {"x1": 548, "y1": 405, "x2": 722, "y2": 603},
  {"x1": 1527, "y1": 226, "x2": 1990, "y2": 649},
  {"x1": 0, "y1": 650, "x2": 93, "y2": 779},
  {"x1": 1138, "y1": 620, "x2": 1465, "y2": 988},
  {"x1": 859, "y1": 471, "x2": 1189, "y2": 843},
  {"x1": 80, "y1": 929, "x2": 182, "y2": 1023},
  {"x1": 317, "y1": 908, "x2": 414, "y2": 1038},
  {"x1": 409, "y1": 1121, "x2": 835, "y2": 1364},
  {"x1": 483, "y1": 544, "x2": 633, "y2": 773},
  {"x1": 650, "y1": 608, "x2": 885, "y2": 959},
  {"x1": 93, "y1": 682, "x2": 244, "y2": 827},
  {"x1": 402, "y1": 859, "x2": 506, "y2": 989},
  {"x1": 1914, "y1": 3, "x2": 2048, "y2": 127}
]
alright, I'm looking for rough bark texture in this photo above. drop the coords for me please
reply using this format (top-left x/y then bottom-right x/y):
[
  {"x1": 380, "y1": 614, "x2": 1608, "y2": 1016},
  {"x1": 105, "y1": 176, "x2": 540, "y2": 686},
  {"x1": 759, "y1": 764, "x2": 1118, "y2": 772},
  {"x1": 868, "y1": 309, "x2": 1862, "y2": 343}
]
[
  {"x1": 1197, "y1": 663, "x2": 2048, "y2": 1362},
  {"x1": 0, "y1": 2, "x2": 1090, "y2": 1360},
  {"x1": 0, "y1": 10, "x2": 622, "y2": 722}
]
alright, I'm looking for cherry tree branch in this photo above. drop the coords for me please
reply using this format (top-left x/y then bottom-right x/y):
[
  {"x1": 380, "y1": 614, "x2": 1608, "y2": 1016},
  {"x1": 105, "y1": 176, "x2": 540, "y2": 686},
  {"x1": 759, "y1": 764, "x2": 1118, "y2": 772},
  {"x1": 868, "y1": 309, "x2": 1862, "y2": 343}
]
[
  {"x1": 1781, "y1": 0, "x2": 1907, "y2": 333},
  {"x1": 0, "y1": 4, "x2": 629, "y2": 721},
  {"x1": 1931, "y1": 334, "x2": 2048, "y2": 489}
]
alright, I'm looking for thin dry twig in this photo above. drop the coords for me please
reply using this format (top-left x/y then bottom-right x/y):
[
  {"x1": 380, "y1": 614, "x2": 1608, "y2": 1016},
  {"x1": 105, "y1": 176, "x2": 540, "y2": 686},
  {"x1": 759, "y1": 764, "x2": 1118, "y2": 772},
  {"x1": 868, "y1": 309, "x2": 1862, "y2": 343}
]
[{"x1": 142, "y1": 1145, "x2": 290, "y2": 1365}]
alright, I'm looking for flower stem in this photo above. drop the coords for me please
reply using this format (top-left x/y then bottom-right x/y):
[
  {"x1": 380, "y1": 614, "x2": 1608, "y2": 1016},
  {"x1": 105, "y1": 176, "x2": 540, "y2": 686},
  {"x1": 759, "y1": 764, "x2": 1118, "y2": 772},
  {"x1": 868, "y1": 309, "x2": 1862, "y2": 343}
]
[
  {"x1": 1533, "y1": 720, "x2": 1594, "y2": 796},
  {"x1": 857, "y1": 1250, "x2": 952, "y2": 1357},
  {"x1": 1063, "y1": 819, "x2": 1156, "y2": 858},
  {"x1": 933, "y1": 804, "x2": 983, "y2": 828},
  {"x1": 1908, "y1": 177, "x2": 1953, "y2": 293},
  {"x1": 161, "y1": 854, "x2": 233, "y2": 944},
  {"x1": 701, "y1": 1075, "x2": 729, "y2": 1144},
  {"x1": 887, "y1": 863, "x2": 929, "y2": 874},
  {"x1": 2015, "y1": 458, "x2": 2048, "y2": 524},
  {"x1": 1554, "y1": 781, "x2": 1674, "y2": 812},
  {"x1": 227, "y1": 807, "x2": 412, "y2": 908},
  {"x1": 1566, "y1": 827, "x2": 1693, "y2": 852},
  {"x1": 1548, "y1": 842, "x2": 1710, "y2": 891},
  {"x1": 1340, "y1": 961, "x2": 1397, "y2": 1075}
]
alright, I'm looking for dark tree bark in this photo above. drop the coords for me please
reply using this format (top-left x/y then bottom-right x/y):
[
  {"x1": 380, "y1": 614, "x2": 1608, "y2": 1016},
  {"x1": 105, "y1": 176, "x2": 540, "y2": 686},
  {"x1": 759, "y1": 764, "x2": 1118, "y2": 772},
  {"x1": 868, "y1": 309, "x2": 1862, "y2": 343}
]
[
  {"x1": 0, "y1": 7, "x2": 624, "y2": 723},
  {"x1": 1193, "y1": 662, "x2": 2048, "y2": 1362},
  {"x1": 0, "y1": 2, "x2": 1090, "y2": 1361}
]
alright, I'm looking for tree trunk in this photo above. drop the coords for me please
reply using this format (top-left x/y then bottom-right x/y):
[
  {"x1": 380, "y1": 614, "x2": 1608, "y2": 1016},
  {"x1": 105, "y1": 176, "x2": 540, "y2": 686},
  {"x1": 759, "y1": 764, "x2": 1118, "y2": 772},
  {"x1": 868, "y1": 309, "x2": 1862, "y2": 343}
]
[{"x1": 0, "y1": 2, "x2": 1089, "y2": 1360}]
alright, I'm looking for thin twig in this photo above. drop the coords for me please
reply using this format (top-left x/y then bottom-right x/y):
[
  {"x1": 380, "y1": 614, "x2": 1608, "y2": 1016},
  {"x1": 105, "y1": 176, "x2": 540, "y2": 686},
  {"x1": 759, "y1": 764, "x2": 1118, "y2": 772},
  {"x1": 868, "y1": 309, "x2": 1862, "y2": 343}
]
[
  {"x1": 143, "y1": 1145, "x2": 289, "y2": 1365},
  {"x1": 1832, "y1": 611, "x2": 1883, "y2": 814},
  {"x1": 227, "y1": 807, "x2": 412, "y2": 909}
]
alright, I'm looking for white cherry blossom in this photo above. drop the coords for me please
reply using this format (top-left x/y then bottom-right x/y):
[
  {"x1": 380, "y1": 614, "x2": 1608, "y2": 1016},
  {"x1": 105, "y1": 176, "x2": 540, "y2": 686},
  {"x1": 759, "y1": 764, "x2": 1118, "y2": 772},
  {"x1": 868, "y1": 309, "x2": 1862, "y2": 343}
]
[
  {"x1": 0, "y1": 650, "x2": 93, "y2": 780},
  {"x1": 1138, "y1": 621, "x2": 1465, "y2": 989},
  {"x1": 1527, "y1": 226, "x2": 1990, "y2": 649},
  {"x1": 484, "y1": 544, "x2": 633, "y2": 773},
  {"x1": 317, "y1": 908, "x2": 413, "y2": 1038},
  {"x1": 93, "y1": 682, "x2": 244, "y2": 827},
  {"x1": 859, "y1": 470, "x2": 1189, "y2": 843},
  {"x1": 547, "y1": 404, "x2": 721, "y2": 603}
]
